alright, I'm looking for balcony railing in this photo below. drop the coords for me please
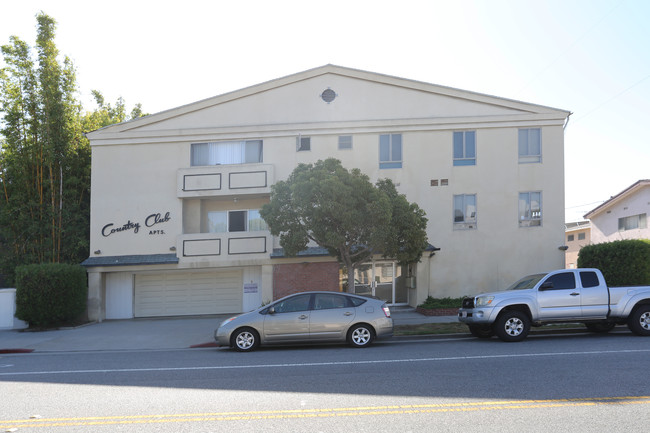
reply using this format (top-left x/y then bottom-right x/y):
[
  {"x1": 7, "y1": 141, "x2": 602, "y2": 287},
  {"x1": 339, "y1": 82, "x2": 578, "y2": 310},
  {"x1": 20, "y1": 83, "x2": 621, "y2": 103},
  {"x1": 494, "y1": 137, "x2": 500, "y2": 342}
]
[
  {"x1": 177, "y1": 163, "x2": 273, "y2": 198},
  {"x1": 177, "y1": 231, "x2": 272, "y2": 262}
]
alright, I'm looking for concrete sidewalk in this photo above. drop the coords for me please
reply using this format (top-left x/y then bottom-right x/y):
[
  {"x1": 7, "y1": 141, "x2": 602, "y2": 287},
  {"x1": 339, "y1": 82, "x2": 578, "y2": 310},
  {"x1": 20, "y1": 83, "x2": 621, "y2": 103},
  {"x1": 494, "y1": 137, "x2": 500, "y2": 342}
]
[{"x1": 0, "y1": 309, "x2": 459, "y2": 353}]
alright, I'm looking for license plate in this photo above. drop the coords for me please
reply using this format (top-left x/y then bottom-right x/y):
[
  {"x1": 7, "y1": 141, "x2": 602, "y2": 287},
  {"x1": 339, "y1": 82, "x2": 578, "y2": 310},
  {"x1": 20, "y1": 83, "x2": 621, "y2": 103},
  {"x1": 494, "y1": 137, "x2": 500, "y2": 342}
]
[{"x1": 461, "y1": 311, "x2": 468, "y2": 318}]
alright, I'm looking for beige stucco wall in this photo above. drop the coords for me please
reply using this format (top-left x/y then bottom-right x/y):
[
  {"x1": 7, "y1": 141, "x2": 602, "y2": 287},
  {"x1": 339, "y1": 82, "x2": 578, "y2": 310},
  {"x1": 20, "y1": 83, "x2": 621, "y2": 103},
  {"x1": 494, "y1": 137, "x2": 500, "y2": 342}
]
[{"x1": 86, "y1": 66, "x2": 569, "y2": 313}]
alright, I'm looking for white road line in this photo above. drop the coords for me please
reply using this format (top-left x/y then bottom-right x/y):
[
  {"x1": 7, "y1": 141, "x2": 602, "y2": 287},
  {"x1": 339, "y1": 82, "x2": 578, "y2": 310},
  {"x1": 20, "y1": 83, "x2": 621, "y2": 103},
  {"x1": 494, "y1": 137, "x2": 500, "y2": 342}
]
[{"x1": 1, "y1": 349, "x2": 649, "y2": 377}]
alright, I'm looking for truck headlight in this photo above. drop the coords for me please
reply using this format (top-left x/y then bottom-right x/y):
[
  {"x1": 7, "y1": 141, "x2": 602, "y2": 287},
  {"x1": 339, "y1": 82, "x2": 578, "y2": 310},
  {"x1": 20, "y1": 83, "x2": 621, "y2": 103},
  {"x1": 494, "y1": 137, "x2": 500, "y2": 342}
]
[{"x1": 475, "y1": 296, "x2": 494, "y2": 307}]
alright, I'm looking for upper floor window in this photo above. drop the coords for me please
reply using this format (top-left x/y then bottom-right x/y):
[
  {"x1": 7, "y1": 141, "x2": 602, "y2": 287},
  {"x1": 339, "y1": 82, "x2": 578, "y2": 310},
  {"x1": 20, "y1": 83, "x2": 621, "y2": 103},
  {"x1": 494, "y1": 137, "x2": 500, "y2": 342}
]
[
  {"x1": 619, "y1": 213, "x2": 647, "y2": 231},
  {"x1": 207, "y1": 209, "x2": 268, "y2": 233},
  {"x1": 453, "y1": 194, "x2": 477, "y2": 229},
  {"x1": 453, "y1": 131, "x2": 476, "y2": 166},
  {"x1": 519, "y1": 191, "x2": 542, "y2": 227},
  {"x1": 338, "y1": 135, "x2": 352, "y2": 150},
  {"x1": 297, "y1": 136, "x2": 311, "y2": 151},
  {"x1": 578, "y1": 232, "x2": 586, "y2": 240},
  {"x1": 191, "y1": 140, "x2": 262, "y2": 166},
  {"x1": 518, "y1": 128, "x2": 541, "y2": 163},
  {"x1": 567, "y1": 234, "x2": 575, "y2": 242},
  {"x1": 379, "y1": 134, "x2": 402, "y2": 169}
]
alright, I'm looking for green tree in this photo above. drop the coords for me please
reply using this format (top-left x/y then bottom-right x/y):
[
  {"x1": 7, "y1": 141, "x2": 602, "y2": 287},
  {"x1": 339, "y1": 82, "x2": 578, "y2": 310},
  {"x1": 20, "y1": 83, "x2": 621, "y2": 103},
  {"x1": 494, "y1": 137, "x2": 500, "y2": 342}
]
[
  {"x1": 260, "y1": 158, "x2": 429, "y2": 292},
  {"x1": 0, "y1": 13, "x2": 145, "y2": 284}
]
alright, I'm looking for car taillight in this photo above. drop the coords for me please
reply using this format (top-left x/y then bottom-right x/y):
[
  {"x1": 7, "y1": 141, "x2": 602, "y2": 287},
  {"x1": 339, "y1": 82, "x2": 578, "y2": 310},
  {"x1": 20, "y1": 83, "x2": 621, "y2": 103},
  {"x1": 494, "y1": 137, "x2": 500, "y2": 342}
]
[{"x1": 382, "y1": 304, "x2": 391, "y2": 318}]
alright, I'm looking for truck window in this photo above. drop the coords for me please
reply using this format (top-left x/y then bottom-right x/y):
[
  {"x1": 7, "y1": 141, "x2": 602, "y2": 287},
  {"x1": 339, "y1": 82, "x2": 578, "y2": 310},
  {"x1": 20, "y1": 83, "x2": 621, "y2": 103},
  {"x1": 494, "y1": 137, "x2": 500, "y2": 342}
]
[
  {"x1": 544, "y1": 272, "x2": 576, "y2": 290},
  {"x1": 580, "y1": 271, "x2": 600, "y2": 288}
]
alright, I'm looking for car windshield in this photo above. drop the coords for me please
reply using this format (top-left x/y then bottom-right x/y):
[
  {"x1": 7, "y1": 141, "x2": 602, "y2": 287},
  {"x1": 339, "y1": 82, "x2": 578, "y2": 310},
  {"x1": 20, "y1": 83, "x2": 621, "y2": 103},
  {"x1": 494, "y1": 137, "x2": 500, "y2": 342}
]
[{"x1": 506, "y1": 273, "x2": 546, "y2": 291}]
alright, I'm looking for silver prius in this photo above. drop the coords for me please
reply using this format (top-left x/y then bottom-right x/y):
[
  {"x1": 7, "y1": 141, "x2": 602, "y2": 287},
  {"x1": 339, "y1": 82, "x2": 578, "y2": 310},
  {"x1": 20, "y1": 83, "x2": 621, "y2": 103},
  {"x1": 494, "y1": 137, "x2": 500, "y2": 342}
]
[{"x1": 215, "y1": 291, "x2": 394, "y2": 351}]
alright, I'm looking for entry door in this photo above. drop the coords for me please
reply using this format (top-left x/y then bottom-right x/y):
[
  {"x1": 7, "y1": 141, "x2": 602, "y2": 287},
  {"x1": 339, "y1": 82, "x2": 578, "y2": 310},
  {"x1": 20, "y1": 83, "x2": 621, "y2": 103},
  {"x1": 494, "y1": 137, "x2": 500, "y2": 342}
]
[{"x1": 354, "y1": 262, "x2": 407, "y2": 305}]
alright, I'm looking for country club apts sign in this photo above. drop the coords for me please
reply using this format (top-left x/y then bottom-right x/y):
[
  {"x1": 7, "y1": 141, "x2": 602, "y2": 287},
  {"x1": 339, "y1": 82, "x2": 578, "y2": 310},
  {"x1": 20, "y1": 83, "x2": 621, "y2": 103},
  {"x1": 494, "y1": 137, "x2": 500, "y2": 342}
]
[{"x1": 102, "y1": 212, "x2": 171, "y2": 237}]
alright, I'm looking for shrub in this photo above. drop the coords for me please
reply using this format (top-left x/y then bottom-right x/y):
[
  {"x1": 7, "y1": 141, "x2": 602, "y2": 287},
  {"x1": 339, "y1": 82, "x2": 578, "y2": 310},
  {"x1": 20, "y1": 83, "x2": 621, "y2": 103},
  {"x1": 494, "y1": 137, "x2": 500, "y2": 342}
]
[
  {"x1": 418, "y1": 296, "x2": 465, "y2": 309},
  {"x1": 577, "y1": 239, "x2": 650, "y2": 286},
  {"x1": 15, "y1": 263, "x2": 88, "y2": 327}
]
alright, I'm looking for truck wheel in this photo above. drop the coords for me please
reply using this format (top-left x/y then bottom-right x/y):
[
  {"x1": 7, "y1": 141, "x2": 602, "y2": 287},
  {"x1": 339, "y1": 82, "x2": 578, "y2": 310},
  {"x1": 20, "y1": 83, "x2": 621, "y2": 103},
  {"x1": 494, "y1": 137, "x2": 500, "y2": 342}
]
[
  {"x1": 628, "y1": 305, "x2": 650, "y2": 336},
  {"x1": 469, "y1": 325, "x2": 494, "y2": 339},
  {"x1": 494, "y1": 311, "x2": 530, "y2": 342},
  {"x1": 585, "y1": 322, "x2": 616, "y2": 333}
]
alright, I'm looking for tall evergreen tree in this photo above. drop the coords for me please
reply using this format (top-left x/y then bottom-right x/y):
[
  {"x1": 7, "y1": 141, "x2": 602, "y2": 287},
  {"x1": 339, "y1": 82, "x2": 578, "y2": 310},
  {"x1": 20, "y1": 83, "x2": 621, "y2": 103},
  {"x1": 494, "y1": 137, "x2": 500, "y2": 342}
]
[{"x1": 0, "y1": 13, "x2": 146, "y2": 284}]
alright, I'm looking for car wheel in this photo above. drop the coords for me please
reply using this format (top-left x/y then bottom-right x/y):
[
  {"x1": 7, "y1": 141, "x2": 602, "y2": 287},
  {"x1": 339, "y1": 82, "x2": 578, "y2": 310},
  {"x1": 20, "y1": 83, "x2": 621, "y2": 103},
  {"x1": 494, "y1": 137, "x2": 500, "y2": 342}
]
[
  {"x1": 585, "y1": 322, "x2": 616, "y2": 333},
  {"x1": 347, "y1": 324, "x2": 375, "y2": 348},
  {"x1": 231, "y1": 327, "x2": 260, "y2": 352},
  {"x1": 494, "y1": 310, "x2": 530, "y2": 342},
  {"x1": 628, "y1": 305, "x2": 650, "y2": 336},
  {"x1": 469, "y1": 324, "x2": 494, "y2": 339}
]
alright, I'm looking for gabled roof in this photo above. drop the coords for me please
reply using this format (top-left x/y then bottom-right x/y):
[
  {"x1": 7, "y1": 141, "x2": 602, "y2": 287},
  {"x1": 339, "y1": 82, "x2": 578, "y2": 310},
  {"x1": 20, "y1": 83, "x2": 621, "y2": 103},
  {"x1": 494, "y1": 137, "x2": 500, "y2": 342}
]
[
  {"x1": 584, "y1": 180, "x2": 650, "y2": 219},
  {"x1": 86, "y1": 64, "x2": 571, "y2": 143}
]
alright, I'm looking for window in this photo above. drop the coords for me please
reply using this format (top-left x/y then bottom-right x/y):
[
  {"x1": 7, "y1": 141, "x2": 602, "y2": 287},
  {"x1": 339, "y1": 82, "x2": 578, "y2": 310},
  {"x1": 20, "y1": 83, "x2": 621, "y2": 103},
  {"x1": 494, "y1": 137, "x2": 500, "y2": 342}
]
[
  {"x1": 518, "y1": 128, "x2": 541, "y2": 163},
  {"x1": 580, "y1": 271, "x2": 600, "y2": 288},
  {"x1": 272, "y1": 294, "x2": 311, "y2": 313},
  {"x1": 618, "y1": 213, "x2": 647, "y2": 231},
  {"x1": 578, "y1": 232, "x2": 586, "y2": 240},
  {"x1": 543, "y1": 272, "x2": 576, "y2": 290},
  {"x1": 453, "y1": 131, "x2": 476, "y2": 166},
  {"x1": 314, "y1": 294, "x2": 349, "y2": 310},
  {"x1": 519, "y1": 192, "x2": 542, "y2": 227},
  {"x1": 567, "y1": 234, "x2": 574, "y2": 242},
  {"x1": 207, "y1": 210, "x2": 268, "y2": 233},
  {"x1": 191, "y1": 140, "x2": 262, "y2": 166},
  {"x1": 379, "y1": 134, "x2": 402, "y2": 169},
  {"x1": 453, "y1": 194, "x2": 477, "y2": 229},
  {"x1": 297, "y1": 136, "x2": 311, "y2": 151},
  {"x1": 338, "y1": 135, "x2": 352, "y2": 150}
]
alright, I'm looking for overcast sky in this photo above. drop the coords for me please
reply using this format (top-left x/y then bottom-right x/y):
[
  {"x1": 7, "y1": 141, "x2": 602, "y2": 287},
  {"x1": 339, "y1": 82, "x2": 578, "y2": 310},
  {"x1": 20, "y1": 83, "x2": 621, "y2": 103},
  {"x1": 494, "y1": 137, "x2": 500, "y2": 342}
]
[{"x1": 2, "y1": 0, "x2": 649, "y2": 223}]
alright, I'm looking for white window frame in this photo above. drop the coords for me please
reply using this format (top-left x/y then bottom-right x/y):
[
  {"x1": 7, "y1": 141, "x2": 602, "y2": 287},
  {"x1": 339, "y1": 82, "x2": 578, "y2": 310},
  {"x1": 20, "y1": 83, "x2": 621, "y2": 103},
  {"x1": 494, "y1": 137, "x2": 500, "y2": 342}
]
[
  {"x1": 206, "y1": 210, "x2": 268, "y2": 233},
  {"x1": 453, "y1": 131, "x2": 476, "y2": 166},
  {"x1": 191, "y1": 140, "x2": 263, "y2": 166},
  {"x1": 379, "y1": 133, "x2": 402, "y2": 169},
  {"x1": 519, "y1": 191, "x2": 542, "y2": 227},
  {"x1": 518, "y1": 128, "x2": 542, "y2": 163},
  {"x1": 297, "y1": 136, "x2": 311, "y2": 152},
  {"x1": 338, "y1": 135, "x2": 352, "y2": 150},
  {"x1": 453, "y1": 194, "x2": 477, "y2": 229},
  {"x1": 618, "y1": 213, "x2": 647, "y2": 231}
]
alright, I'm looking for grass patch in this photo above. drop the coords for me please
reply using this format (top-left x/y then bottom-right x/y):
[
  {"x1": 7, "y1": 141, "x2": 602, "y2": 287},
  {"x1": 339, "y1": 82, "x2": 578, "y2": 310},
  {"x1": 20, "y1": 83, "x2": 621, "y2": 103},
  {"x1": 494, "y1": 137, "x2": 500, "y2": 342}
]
[
  {"x1": 394, "y1": 322, "x2": 469, "y2": 336},
  {"x1": 417, "y1": 296, "x2": 465, "y2": 309}
]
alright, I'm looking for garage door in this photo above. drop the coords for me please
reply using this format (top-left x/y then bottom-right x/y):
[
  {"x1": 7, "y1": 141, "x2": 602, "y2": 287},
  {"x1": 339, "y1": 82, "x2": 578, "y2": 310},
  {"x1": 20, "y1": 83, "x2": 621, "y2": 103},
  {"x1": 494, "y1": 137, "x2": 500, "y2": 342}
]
[{"x1": 134, "y1": 270, "x2": 242, "y2": 317}]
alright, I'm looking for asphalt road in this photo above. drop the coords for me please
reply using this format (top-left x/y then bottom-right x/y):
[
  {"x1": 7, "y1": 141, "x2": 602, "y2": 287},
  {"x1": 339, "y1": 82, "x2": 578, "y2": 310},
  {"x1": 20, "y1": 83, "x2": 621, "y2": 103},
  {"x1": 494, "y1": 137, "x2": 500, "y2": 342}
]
[{"x1": 1, "y1": 330, "x2": 649, "y2": 432}]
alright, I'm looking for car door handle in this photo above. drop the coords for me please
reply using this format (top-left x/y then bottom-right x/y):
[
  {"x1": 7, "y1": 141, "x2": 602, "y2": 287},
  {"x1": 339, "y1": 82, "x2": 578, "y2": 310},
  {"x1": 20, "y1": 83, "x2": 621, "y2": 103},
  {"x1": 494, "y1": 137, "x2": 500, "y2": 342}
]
[
  {"x1": 570, "y1": 292, "x2": 580, "y2": 296},
  {"x1": 299, "y1": 315, "x2": 308, "y2": 320},
  {"x1": 343, "y1": 312, "x2": 353, "y2": 316}
]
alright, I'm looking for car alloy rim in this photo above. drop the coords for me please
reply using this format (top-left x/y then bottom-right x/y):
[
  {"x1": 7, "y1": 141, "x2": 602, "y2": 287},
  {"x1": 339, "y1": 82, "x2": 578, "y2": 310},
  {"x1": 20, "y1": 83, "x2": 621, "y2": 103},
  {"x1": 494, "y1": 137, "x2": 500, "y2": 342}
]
[
  {"x1": 640, "y1": 312, "x2": 650, "y2": 330},
  {"x1": 352, "y1": 327, "x2": 371, "y2": 345},
  {"x1": 505, "y1": 318, "x2": 524, "y2": 336},
  {"x1": 236, "y1": 332, "x2": 254, "y2": 349}
]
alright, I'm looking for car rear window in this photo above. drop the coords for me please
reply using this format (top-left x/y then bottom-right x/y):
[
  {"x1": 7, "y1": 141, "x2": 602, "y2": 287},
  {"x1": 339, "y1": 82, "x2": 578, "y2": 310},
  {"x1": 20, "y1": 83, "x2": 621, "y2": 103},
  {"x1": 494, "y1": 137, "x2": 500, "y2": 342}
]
[{"x1": 350, "y1": 297, "x2": 367, "y2": 307}]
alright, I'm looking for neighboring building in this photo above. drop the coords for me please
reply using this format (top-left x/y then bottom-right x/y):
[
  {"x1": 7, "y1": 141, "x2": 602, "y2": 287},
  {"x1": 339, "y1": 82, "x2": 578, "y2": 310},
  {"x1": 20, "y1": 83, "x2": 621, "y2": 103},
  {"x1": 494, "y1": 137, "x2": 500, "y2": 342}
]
[
  {"x1": 82, "y1": 65, "x2": 570, "y2": 321},
  {"x1": 564, "y1": 221, "x2": 591, "y2": 268},
  {"x1": 584, "y1": 180, "x2": 650, "y2": 244}
]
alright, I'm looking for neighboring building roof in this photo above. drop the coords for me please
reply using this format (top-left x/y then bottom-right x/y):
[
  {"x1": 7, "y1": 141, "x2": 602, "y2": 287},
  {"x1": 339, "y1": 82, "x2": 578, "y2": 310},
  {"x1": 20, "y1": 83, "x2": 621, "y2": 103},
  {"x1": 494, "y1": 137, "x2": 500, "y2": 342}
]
[
  {"x1": 584, "y1": 180, "x2": 650, "y2": 219},
  {"x1": 81, "y1": 254, "x2": 179, "y2": 267},
  {"x1": 565, "y1": 221, "x2": 591, "y2": 232}
]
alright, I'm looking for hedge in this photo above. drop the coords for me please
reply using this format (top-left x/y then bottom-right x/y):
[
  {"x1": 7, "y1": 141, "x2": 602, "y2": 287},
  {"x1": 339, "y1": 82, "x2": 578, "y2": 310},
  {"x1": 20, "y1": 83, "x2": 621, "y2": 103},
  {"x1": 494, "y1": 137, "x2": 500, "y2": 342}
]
[
  {"x1": 577, "y1": 239, "x2": 650, "y2": 286},
  {"x1": 15, "y1": 263, "x2": 88, "y2": 327}
]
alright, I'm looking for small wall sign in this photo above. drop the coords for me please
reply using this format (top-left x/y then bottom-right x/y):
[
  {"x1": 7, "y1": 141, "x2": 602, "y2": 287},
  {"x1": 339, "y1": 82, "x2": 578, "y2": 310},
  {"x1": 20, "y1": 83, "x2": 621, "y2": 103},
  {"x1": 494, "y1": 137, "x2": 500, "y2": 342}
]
[{"x1": 101, "y1": 212, "x2": 172, "y2": 237}]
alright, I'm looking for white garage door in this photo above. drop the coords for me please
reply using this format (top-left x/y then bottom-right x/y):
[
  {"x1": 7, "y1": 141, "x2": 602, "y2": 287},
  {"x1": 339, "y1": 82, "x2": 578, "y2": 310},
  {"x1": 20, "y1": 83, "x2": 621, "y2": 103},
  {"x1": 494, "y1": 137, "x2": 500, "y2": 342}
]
[{"x1": 134, "y1": 270, "x2": 242, "y2": 317}]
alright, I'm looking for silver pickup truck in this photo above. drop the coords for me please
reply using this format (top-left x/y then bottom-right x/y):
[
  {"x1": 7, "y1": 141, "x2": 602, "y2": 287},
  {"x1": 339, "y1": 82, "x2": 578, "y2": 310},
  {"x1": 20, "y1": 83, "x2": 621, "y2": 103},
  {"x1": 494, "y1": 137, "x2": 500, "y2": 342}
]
[{"x1": 457, "y1": 268, "x2": 650, "y2": 342}]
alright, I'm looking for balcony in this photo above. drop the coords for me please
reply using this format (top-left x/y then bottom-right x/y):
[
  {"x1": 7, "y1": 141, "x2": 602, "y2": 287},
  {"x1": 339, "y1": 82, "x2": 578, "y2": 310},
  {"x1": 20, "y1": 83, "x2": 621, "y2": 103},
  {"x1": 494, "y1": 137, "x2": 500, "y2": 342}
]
[
  {"x1": 177, "y1": 163, "x2": 273, "y2": 199},
  {"x1": 177, "y1": 231, "x2": 272, "y2": 263}
]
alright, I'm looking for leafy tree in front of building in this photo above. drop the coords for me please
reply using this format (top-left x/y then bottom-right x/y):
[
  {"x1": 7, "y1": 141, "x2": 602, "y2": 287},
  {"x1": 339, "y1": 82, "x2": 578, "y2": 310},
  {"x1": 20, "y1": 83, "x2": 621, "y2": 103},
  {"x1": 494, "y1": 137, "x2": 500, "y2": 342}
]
[
  {"x1": 260, "y1": 158, "x2": 429, "y2": 292},
  {"x1": 0, "y1": 13, "x2": 146, "y2": 285}
]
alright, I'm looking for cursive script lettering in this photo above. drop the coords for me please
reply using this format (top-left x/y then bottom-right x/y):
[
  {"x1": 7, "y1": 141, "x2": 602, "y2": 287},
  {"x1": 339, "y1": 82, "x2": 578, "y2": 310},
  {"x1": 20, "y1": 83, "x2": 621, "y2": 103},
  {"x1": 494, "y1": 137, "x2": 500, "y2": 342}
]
[
  {"x1": 145, "y1": 212, "x2": 171, "y2": 228},
  {"x1": 102, "y1": 220, "x2": 141, "y2": 237}
]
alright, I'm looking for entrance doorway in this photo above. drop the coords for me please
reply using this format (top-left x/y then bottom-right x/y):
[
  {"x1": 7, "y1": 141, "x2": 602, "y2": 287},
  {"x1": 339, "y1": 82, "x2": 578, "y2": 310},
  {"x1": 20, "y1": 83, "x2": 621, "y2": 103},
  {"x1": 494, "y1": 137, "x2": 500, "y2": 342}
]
[{"x1": 353, "y1": 261, "x2": 408, "y2": 305}]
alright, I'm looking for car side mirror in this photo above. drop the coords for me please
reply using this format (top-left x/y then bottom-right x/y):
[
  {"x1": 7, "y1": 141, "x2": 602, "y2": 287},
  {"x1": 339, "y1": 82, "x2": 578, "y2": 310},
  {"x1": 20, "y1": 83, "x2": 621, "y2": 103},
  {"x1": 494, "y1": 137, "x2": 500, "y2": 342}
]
[
  {"x1": 268, "y1": 306, "x2": 276, "y2": 315},
  {"x1": 539, "y1": 281, "x2": 554, "y2": 291}
]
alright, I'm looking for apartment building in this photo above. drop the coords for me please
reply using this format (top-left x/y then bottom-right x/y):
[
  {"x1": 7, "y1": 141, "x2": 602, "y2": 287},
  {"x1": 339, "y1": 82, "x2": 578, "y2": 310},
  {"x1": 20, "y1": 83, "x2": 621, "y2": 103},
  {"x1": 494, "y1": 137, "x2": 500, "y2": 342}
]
[{"x1": 82, "y1": 65, "x2": 570, "y2": 321}]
